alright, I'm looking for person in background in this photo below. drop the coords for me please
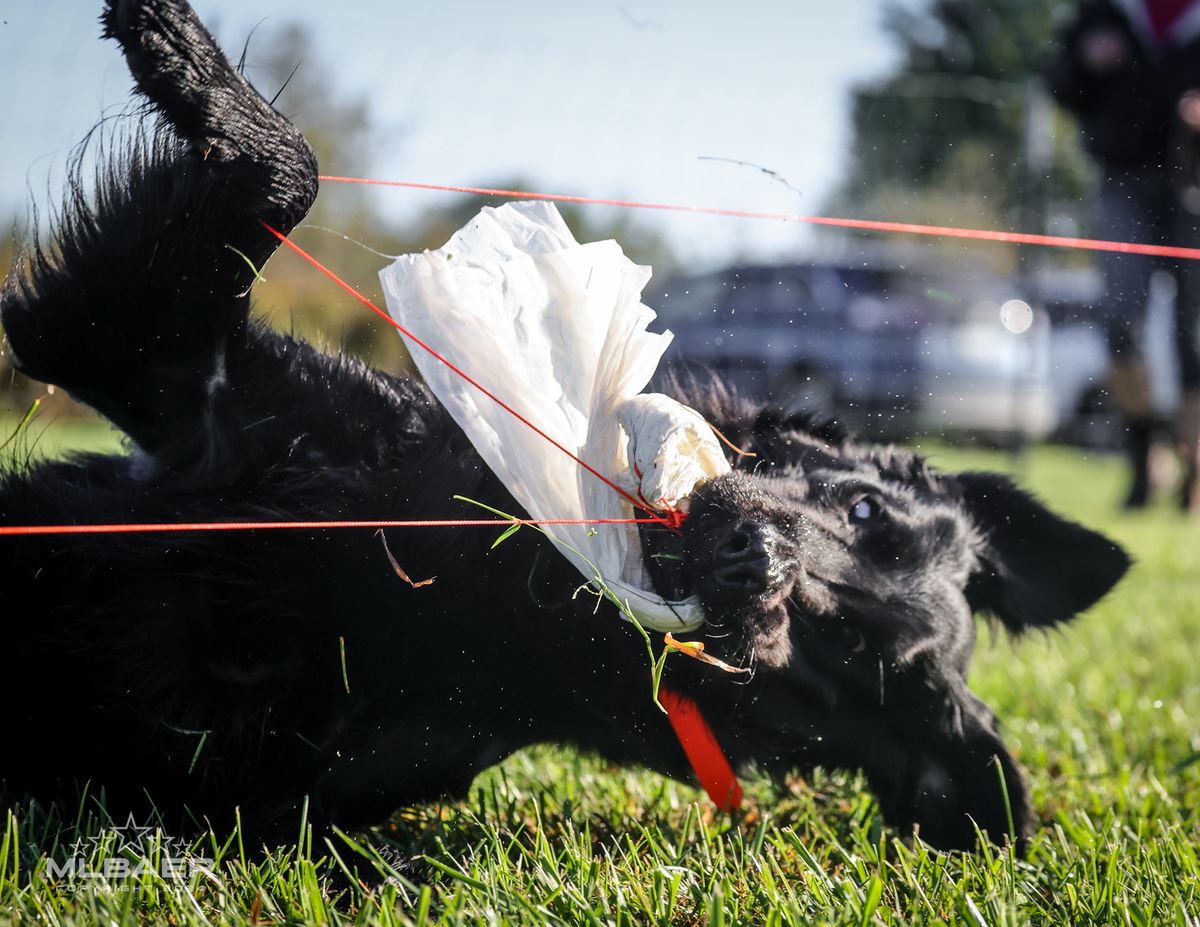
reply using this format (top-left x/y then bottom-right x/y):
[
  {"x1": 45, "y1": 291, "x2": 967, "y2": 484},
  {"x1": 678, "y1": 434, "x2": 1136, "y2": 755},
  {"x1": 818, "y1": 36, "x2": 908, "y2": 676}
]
[{"x1": 1046, "y1": 0, "x2": 1200, "y2": 511}]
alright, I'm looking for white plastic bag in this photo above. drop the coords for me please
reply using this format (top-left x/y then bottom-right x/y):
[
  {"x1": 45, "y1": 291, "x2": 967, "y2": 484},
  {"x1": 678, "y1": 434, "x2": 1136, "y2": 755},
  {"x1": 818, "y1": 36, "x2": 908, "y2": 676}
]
[{"x1": 378, "y1": 201, "x2": 729, "y2": 632}]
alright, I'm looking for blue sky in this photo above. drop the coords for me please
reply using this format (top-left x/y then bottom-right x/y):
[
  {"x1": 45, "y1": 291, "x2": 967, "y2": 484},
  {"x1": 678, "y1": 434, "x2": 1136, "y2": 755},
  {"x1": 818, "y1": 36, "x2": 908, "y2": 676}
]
[{"x1": 1, "y1": 1, "x2": 902, "y2": 266}]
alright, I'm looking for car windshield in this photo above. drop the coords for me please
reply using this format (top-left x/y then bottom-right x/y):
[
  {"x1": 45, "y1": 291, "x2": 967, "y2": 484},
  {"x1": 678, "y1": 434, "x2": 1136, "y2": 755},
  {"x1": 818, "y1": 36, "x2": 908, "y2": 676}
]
[{"x1": 651, "y1": 266, "x2": 836, "y2": 325}]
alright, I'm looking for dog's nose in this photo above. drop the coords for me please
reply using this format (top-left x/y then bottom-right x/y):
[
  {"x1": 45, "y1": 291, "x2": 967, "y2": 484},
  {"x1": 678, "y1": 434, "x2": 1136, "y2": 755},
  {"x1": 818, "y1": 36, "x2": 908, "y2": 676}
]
[{"x1": 710, "y1": 521, "x2": 771, "y2": 600}]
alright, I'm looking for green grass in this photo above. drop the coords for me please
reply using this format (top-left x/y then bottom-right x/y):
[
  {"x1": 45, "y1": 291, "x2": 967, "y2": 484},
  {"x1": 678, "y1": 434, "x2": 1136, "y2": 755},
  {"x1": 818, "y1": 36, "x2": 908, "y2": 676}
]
[
  {"x1": 1, "y1": 406, "x2": 125, "y2": 460},
  {"x1": 2, "y1": 418, "x2": 1198, "y2": 926}
]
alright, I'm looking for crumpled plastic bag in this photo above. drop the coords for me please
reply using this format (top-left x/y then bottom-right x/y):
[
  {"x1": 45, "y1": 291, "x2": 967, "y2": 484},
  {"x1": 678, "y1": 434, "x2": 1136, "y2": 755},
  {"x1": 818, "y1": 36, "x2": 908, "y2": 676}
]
[{"x1": 378, "y1": 201, "x2": 729, "y2": 631}]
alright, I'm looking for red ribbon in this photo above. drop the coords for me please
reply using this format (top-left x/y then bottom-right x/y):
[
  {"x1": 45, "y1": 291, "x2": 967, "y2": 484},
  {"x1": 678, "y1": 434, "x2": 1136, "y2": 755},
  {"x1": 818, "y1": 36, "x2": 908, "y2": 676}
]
[{"x1": 659, "y1": 687, "x2": 743, "y2": 811}]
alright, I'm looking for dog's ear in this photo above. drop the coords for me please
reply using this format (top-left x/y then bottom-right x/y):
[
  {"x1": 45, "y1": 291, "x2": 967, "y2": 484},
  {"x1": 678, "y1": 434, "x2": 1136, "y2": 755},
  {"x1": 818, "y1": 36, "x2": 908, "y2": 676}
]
[{"x1": 954, "y1": 471, "x2": 1130, "y2": 631}]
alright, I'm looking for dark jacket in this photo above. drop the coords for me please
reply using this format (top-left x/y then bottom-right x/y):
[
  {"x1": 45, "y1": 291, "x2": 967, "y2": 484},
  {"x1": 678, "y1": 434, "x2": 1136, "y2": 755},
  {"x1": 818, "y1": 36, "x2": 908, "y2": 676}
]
[{"x1": 1045, "y1": 0, "x2": 1200, "y2": 167}]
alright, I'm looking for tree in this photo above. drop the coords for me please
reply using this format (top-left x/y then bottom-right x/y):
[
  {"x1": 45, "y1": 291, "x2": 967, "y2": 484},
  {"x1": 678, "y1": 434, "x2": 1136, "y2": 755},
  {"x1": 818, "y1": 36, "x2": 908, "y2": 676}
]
[{"x1": 828, "y1": 0, "x2": 1094, "y2": 264}]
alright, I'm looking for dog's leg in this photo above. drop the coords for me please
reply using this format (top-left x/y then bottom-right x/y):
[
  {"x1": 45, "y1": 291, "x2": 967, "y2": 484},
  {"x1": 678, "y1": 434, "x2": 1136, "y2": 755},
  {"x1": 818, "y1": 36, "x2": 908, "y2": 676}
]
[
  {"x1": 1, "y1": 0, "x2": 317, "y2": 453},
  {"x1": 101, "y1": 0, "x2": 317, "y2": 232}
]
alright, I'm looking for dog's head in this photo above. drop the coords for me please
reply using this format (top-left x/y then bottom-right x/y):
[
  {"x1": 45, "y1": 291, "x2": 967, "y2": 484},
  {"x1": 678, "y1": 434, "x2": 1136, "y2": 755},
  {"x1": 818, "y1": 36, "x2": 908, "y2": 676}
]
[{"x1": 642, "y1": 402, "x2": 1129, "y2": 850}]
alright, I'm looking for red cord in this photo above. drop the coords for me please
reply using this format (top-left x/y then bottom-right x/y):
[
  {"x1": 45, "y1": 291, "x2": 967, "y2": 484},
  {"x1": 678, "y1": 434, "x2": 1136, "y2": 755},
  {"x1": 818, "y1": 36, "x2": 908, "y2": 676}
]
[
  {"x1": 0, "y1": 517, "x2": 664, "y2": 538},
  {"x1": 0, "y1": 229, "x2": 684, "y2": 537},
  {"x1": 318, "y1": 175, "x2": 1200, "y2": 262},
  {"x1": 262, "y1": 223, "x2": 673, "y2": 524}
]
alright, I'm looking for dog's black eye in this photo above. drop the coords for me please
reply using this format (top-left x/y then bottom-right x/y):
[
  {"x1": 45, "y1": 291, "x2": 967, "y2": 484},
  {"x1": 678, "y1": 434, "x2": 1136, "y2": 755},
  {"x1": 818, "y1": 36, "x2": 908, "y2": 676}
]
[{"x1": 848, "y1": 495, "x2": 881, "y2": 524}]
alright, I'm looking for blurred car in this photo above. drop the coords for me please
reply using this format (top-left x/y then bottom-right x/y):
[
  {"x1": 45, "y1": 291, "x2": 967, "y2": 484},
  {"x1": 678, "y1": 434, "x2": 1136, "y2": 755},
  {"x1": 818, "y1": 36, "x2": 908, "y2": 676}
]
[
  {"x1": 646, "y1": 260, "x2": 1057, "y2": 443},
  {"x1": 648, "y1": 263, "x2": 923, "y2": 438}
]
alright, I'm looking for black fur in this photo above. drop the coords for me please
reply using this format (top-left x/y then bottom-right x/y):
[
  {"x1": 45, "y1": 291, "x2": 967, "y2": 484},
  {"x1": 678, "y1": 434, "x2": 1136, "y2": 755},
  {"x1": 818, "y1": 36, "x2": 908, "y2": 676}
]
[{"x1": 0, "y1": 0, "x2": 1129, "y2": 853}]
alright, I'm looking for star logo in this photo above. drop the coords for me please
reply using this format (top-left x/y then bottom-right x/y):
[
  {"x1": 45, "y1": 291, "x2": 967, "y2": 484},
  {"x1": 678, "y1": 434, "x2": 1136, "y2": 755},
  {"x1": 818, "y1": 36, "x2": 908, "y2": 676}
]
[{"x1": 109, "y1": 813, "x2": 157, "y2": 855}]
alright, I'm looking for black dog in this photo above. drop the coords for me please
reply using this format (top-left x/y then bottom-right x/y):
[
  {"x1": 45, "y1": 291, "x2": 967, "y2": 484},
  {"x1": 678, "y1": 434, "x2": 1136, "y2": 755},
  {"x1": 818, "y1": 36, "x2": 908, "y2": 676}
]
[{"x1": 0, "y1": 0, "x2": 1128, "y2": 853}]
